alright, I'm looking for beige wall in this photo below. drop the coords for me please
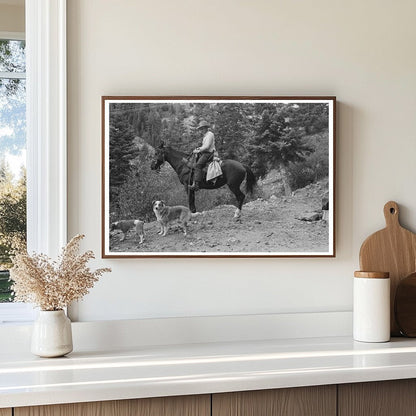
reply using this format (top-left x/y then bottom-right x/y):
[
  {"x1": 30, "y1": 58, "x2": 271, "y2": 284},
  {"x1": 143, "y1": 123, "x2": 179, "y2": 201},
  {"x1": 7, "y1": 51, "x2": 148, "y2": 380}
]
[
  {"x1": 67, "y1": 0, "x2": 416, "y2": 321},
  {"x1": 0, "y1": 4, "x2": 24, "y2": 33}
]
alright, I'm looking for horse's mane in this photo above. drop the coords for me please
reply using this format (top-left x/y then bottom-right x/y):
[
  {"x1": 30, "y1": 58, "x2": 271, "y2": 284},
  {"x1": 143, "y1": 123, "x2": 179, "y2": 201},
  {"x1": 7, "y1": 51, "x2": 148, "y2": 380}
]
[{"x1": 164, "y1": 145, "x2": 190, "y2": 159}]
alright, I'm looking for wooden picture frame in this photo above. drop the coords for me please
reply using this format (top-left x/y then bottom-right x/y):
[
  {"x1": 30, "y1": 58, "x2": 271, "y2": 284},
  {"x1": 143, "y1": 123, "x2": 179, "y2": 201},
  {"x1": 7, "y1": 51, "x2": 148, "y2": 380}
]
[{"x1": 102, "y1": 96, "x2": 336, "y2": 258}]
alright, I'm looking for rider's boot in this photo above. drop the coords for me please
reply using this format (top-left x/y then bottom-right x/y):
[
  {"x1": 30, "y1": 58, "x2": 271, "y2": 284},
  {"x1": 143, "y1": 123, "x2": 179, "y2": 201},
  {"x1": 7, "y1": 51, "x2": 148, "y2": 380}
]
[{"x1": 190, "y1": 168, "x2": 202, "y2": 191}]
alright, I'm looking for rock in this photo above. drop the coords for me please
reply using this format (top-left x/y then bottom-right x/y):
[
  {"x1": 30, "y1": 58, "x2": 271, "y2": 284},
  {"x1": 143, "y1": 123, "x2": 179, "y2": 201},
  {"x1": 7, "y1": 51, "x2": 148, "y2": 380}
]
[
  {"x1": 255, "y1": 220, "x2": 262, "y2": 225},
  {"x1": 296, "y1": 212, "x2": 322, "y2": 222},
  {"x1": 227, "y1": 237, "x2": 240, "y2": 245},
  {"x1": 270, "y1": 195, "x2": 278, "y2": 201}
]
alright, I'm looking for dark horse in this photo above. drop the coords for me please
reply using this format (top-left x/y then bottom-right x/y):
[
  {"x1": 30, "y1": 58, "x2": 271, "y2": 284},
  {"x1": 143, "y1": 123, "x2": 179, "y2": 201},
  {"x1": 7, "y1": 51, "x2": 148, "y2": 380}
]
[{"x1": 150, "y1": 142, "x2": 256, "y2": 218}]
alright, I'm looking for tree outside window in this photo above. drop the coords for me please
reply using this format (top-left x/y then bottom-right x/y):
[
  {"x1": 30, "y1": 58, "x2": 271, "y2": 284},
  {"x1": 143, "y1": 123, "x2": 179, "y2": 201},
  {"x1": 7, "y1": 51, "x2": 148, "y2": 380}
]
[{"x1": 0, "y1": 38, "x2": 26, "y2": 302}]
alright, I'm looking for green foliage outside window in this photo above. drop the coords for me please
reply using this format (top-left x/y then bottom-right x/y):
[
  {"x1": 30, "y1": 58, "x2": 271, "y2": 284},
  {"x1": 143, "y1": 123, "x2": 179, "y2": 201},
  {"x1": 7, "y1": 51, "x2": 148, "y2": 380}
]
[{"x1": 0, "y1": 38, "x2": 27, "y2": 302}]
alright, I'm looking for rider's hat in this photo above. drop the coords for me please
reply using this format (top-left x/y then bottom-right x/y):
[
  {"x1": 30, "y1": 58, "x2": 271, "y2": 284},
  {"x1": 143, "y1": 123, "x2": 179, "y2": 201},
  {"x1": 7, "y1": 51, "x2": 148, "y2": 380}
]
[{"x1": 196, "y1": 120, "x2": 210, "y2": 130}]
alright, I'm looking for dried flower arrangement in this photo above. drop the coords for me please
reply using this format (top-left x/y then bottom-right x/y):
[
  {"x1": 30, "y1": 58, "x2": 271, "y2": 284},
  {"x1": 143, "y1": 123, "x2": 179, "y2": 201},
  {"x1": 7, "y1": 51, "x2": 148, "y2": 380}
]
[{"x1": 10, "y1": 234, "x2": 111, "y2": 311}]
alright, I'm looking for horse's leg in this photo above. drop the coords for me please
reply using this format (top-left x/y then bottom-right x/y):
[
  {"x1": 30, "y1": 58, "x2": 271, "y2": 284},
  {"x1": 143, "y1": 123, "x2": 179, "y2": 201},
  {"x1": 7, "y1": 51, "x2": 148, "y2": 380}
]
[
  {"x1": 228, "y1": 183, "x2": 245, "y2": 219},
  {"x1": 186, "y1": 186, "x2": 196, "y2": 213}
]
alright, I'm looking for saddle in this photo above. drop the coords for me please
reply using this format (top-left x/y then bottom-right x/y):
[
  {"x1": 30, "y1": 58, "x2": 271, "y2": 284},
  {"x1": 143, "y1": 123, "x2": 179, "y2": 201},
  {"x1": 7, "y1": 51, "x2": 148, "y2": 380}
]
[
  {"x1": 182, "y1": 153, "x2": 223, "y2": 183},
  {"x1": 182, "y1": 152, "x2": 214, "y2": 169}
]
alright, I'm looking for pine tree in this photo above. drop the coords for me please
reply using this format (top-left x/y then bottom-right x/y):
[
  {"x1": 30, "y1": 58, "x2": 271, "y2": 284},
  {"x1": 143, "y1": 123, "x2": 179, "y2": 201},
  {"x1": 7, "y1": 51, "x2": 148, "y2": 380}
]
[
  {"x1": 250, "y1": 108, "x2": 312, "y2": 195},
  {"x1": 147, "y1": 108, "x2": 162, "y2": 147},
  {"x1": 109, "y1": 113, "x2": 139, "y2": 190},
  {"x1": 215, "y1": 104, "x2": 249, "y2": 161},
  {"x1": 180, "y1": 114, "x2": 197, "y2": 152},
  {"x1": 250, "y1": 109, "x2": 284, "y2": 177}
]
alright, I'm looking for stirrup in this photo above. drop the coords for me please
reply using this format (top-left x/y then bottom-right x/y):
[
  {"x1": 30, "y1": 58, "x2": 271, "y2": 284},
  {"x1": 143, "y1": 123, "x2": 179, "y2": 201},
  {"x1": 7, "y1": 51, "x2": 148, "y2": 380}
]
[{"x1": 189, "y1": 181, "x2": 200, "y2": 191}]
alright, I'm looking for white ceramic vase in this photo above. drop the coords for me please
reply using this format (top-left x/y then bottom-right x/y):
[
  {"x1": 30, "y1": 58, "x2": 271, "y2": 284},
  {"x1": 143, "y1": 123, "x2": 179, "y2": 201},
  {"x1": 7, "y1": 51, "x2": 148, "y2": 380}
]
[{"x1": 31, "y1": 310, "x2": 73, "y2": 357}]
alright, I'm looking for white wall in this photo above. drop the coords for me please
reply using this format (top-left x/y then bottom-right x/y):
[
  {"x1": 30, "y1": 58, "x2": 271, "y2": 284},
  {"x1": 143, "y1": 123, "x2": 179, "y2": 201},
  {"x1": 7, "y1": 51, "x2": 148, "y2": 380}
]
[{"x1": 67, "y1": 0, "x2": 416, "y2": 322}]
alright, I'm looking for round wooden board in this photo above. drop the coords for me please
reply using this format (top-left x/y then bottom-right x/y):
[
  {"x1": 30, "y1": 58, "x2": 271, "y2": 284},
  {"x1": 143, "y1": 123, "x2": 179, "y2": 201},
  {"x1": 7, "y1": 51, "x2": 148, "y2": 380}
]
[{"x1": 395, "y1": 272, "x2": 416, "y2": 337}]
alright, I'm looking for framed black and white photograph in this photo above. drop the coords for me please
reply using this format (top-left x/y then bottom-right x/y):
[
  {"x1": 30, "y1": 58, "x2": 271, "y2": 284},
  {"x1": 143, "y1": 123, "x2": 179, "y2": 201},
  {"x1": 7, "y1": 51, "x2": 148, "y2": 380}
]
[{"x1": 102, "y1": 96, "x2": 335, "y2": 258}]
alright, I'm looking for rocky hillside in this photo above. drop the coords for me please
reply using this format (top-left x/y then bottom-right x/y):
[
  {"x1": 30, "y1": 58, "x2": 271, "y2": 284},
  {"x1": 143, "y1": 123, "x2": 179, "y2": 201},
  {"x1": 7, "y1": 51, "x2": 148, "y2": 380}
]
[{"x1": 110, "y1": 180, "x2": 329, "y2": 254}]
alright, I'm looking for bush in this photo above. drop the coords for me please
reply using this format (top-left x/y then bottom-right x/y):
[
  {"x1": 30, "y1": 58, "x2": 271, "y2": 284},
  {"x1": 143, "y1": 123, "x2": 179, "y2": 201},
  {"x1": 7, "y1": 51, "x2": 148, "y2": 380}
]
[
  {"x1": 288, "y1": 164, "x2": 315, "y2": 190},
  {"x1": 287, "y1": 131, "x2": 329, "y2": 191},
  {"x1": 114, "y1": 163, "x2": 185, "y2": 222}
]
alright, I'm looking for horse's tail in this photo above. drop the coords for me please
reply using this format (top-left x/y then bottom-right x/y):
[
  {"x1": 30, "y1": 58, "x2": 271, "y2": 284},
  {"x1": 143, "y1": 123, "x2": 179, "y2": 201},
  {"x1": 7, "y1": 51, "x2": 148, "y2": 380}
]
[{"x1": 244, "y1": 165, "x2": 257, "y2": 195}]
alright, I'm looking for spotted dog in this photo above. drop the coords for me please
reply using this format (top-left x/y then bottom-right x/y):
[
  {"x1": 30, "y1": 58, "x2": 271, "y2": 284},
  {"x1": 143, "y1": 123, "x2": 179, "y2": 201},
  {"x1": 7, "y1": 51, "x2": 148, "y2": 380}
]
[{"x1": 110, "y1": 220, "x2": 144, "y2": 244}]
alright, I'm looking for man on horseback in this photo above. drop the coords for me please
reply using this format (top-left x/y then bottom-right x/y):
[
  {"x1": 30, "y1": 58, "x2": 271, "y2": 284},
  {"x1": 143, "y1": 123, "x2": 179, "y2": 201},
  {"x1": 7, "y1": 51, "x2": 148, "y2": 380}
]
[{"x1": 189, "y1": 120, "x2": 216, "y2": 191}]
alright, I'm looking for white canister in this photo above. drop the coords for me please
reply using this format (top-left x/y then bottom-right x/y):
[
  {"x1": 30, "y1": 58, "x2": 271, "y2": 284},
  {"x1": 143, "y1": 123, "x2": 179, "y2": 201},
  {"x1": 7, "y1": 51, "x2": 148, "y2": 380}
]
[{"x1": 353, "y1": 271, "x2": 390, "y2": 342}]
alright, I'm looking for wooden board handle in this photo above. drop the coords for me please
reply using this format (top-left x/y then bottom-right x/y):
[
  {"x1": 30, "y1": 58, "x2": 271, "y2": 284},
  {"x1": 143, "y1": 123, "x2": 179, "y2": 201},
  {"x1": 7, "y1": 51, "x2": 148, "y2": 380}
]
[{"x1": 384, "y1": 201, "x2": 400, "y2": 228}]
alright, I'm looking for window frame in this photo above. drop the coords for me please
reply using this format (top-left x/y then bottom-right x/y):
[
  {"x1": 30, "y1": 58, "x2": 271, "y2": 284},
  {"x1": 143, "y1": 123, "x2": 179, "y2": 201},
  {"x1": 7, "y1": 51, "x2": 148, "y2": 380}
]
[
  {"x1": 0, "y1": 0, "x2": 67, "y2": 324},
  {"x1": 26, "y1": 0, "x2": 67, "y2": 257}
]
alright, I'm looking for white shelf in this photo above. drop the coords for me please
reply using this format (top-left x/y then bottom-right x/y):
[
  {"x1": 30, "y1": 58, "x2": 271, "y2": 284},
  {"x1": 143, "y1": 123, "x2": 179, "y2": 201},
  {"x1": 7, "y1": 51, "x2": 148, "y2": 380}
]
[{"x1": 2, "y1": 335, "x2": 416, "y2": 408}]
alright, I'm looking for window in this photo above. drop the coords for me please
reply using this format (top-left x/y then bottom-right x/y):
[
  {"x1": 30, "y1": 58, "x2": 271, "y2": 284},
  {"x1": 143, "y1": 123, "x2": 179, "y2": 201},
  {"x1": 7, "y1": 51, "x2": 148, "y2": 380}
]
[
  {"x1": 0, "y1": 32, "x2": 35, "y2": 322},
  {"x1": 0, "y1": 1, "x2": 67, "y2": 324},
  {"x1": 0, "y1": 33, "x2": 33, "y2": 323},
  {"x1": 0, "y1": 36, "x2": 26, "y2": 301}
]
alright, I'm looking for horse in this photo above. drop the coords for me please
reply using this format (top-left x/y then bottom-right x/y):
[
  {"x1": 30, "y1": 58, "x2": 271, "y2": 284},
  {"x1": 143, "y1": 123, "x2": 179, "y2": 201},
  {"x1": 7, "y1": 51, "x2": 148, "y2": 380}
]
[{"x1": 150, "y1": 142, "x2": 257, "y2": 218}]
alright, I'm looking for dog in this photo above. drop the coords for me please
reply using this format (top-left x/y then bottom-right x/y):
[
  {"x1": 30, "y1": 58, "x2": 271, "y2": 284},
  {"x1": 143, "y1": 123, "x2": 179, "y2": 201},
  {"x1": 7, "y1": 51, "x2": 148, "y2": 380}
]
[
  {"x1": 152, "y1": 200, "x2": 192, "y2": 236},
  {"x1": 110, "y1": 220, "x2": 144, "y2": 244}
]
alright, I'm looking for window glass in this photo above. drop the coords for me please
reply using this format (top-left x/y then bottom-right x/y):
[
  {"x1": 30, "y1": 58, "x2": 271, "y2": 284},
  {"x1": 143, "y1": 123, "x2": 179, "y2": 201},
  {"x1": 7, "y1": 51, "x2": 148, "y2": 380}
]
[
  {"x1": 0, "y1": 39, "x2": 25, "y2": 72},
  {"x1": 0, "y1": 39, "x2": 26, "y2": 304}
]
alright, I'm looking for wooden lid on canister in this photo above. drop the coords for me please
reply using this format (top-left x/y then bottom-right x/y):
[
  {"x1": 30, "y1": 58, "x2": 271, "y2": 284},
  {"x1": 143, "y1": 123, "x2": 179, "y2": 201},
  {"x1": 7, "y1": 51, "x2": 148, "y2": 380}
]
[{"x1": 354, "y1": 271, "x2": 390, "y2": 279}]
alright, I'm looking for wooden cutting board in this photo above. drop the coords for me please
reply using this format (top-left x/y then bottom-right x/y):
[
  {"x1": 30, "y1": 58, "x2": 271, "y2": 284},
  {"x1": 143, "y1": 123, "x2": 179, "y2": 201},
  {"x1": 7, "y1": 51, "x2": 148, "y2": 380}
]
[{"x1": 359, "y1": 201, "x2": 416, "y2": 336}]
